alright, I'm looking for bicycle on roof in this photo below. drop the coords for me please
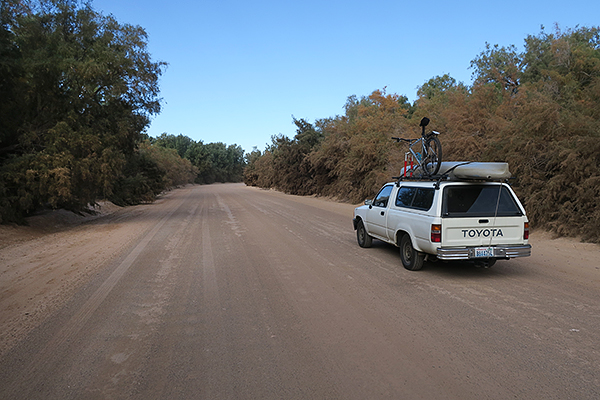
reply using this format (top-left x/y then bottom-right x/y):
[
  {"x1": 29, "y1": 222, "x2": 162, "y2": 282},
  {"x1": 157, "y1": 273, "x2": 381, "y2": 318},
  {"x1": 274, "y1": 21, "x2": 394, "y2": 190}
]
[{"x1": 392, "y1": 117, "x2": 442, "y2": 178}]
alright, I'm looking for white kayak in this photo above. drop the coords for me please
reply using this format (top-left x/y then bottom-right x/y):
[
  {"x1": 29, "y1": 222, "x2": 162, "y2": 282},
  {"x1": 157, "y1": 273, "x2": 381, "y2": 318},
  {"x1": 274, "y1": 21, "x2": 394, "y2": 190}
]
[{"x1": 402, "y1": 161, "x2": 512, "y2": 180}]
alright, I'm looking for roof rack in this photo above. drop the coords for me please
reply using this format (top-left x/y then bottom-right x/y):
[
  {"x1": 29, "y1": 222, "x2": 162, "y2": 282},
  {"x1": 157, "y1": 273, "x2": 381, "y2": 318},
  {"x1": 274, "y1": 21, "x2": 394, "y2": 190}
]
[{"x1": 393, "y1": 173, "x2": 448, "y2": 190}]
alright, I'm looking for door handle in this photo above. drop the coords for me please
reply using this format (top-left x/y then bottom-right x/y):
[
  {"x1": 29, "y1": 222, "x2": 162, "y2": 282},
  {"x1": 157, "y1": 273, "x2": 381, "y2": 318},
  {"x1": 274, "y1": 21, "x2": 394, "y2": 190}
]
[{"x1": 381, "y1": 211, "x2": 385, "y2": 216}]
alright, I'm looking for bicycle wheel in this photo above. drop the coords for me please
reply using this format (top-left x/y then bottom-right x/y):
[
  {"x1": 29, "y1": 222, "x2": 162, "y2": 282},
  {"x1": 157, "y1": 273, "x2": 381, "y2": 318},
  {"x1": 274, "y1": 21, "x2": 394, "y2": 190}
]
[{"x1": 423, "y1": 136, "x2": 442, "y2": 176}]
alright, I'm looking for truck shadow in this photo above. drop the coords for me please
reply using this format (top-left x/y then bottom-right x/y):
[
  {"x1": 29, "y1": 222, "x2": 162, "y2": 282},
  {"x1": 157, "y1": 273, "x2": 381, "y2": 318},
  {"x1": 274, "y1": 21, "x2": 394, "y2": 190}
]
[{"x1": 421, "y1": 260, "x2": 530, "y2": 278}]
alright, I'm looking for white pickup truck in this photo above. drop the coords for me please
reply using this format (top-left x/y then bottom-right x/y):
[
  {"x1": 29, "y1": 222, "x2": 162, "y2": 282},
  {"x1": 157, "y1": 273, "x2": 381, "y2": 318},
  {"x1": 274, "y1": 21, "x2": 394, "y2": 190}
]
[{"x1": 352, "y1": 162, "x2": 531, "y2": 270}]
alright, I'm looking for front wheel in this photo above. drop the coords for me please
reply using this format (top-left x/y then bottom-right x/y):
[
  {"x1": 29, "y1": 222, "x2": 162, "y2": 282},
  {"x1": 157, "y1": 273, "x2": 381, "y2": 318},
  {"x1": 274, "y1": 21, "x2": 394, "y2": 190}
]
[
  {"x1": 399, "y1": 234, "x2": 424, "y2": 271},
  {"x1": 423, "y1": 136, "x2": 442, "y2": 176},
  {"x1": 356, "y1": 220, "x2": 373, "y2": 248}
]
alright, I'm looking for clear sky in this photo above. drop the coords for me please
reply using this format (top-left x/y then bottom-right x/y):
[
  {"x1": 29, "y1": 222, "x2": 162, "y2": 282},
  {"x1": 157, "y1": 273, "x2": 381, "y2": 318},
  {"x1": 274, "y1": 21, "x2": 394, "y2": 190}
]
[{"x1": 92, "y1": 0, "x2": 600, "y2": 153}]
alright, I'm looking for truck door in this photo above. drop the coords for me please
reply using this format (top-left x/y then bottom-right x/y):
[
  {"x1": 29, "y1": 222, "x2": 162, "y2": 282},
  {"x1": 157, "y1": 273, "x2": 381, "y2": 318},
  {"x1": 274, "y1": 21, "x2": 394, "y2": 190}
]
[{"x1": 366, "y1": 185, "x2": 393, "y2": 239}]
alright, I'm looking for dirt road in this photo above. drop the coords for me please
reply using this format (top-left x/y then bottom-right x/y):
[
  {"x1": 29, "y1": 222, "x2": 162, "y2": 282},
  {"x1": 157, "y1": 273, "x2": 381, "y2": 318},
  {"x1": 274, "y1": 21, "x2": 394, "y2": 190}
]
[{"x1": 1, "y1": 183, "x2": 599, "y2": 399}]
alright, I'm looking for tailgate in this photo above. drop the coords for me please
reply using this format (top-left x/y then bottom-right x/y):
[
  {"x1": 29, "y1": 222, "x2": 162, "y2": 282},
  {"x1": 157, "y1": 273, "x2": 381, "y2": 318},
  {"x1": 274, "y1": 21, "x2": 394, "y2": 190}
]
[{"x1": 442, "y1": 216, "x2": 526, "y2": 247}]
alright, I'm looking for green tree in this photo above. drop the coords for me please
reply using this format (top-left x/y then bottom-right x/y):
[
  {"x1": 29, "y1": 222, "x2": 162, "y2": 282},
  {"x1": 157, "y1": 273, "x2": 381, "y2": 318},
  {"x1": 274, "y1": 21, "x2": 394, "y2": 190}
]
[
  {"x1": 243, "y1": 146, "x2": 262, "y2": 186},
  {"x1": 417, "y1": 74, "x2": 461, "y2": 99},
  {"x1": 248, "y1": 118, "x2": 323, "y2": 194},
  {"x1": 470, "y1": 42, "x2": 522, "y2": 93},
  {"x1": 184, "y1": 141, "x2": 210, "y2": 183},
  {"x1": 151, "y1": 133, "x2": 246, "y2": 184},
  {"x1": 0, "y1": 0, "x2": 166, "y2": 222},
  {"x1": 152, "y1": 133, "x2": 195, "y2": 158},
  {"x1": 195, "y1": 142, "x2": 244, "y2": 184}
]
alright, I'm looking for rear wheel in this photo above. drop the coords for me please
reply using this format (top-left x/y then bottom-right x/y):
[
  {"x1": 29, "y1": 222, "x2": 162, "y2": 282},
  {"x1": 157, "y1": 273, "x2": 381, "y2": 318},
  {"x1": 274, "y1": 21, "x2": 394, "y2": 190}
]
[
  {"x1": 423, "y1": 136, "x2": 442, "y2": 176},
  {"x1": 356, "y1": 220, "x2": 373, "y2": 248},
  {"x1": 399, "y1": 234, "x2": 424, "y2": 271}
]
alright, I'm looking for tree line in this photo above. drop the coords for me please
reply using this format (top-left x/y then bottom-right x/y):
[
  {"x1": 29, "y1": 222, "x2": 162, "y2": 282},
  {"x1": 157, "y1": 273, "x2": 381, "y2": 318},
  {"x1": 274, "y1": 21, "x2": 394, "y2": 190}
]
[
  {"x1": 150, "y1": 133, "x2": 244, "y2": 185},
  {"x1": 245, "y1": 26, "x2": 600, "y2": 242},
  {"x1": 0, "y1": 0, "x2": 243, "y2": 223}
]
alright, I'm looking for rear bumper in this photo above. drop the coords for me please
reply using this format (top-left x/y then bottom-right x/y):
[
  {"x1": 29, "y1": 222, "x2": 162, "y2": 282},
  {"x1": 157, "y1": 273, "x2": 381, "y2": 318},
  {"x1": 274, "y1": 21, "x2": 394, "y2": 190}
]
[{"x1": 436, "y1": 244, "x2": 531, "y2": 260}]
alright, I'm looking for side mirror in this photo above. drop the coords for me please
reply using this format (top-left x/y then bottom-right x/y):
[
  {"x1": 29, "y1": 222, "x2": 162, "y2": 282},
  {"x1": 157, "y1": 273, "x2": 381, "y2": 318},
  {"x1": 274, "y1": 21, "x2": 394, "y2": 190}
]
[{"x1": 364, "y1": 199, "x2": 373, "y2": 207}]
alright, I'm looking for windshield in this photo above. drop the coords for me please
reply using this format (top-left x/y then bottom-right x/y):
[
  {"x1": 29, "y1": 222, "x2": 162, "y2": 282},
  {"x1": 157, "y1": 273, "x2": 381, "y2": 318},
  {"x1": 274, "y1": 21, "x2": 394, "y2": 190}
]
[{"x1": 442, "y1": 185, "x2": 522, "y2": 217}]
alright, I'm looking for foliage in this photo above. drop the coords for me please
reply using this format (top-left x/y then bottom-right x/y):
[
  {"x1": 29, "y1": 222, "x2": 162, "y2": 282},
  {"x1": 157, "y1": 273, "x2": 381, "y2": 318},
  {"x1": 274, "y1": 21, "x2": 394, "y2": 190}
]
[
  {"x1": 153, "y1": 134, "x2": 245, "y2": 184},
  {"x1": 242, "y1": 147, "x2": 262, "y2": 187},
  {"x1": 470, "y1": 43, "x2": 522, "y2": 93},
  {"x1": 246, "y1": 90, "x2": 411, "y2": 202},
  {"x1": 139, "y1": 141, "x2": 196, "y2": 188},
  {"x1": 0, "y1": 0, "x2": 166, "y2": 222},
  {"x1": 245, "y1": 26, "x2": 600, "y2": 242},
  {"x1": 244, "y1": 117, "x2": 323, "y2": 194},
  {"x1": 200, "y1": 142, "x2": 244, "y2": 184},
  {"x1": 310, "y1": 90, "x2": 410, "y2": 202},
  {"x1": 108, "y1": 144, "x2": 166, "y2": 206},
  {"x1": 151, "y1": 133, "x2": 195, "y2": 158}
]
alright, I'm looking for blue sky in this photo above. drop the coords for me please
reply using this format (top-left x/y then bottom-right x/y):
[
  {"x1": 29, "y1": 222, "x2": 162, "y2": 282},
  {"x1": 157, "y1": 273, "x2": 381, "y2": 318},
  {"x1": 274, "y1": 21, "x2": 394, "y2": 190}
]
[{"x1": 92, "y1": 0, "x2": 600, "y2": 153}]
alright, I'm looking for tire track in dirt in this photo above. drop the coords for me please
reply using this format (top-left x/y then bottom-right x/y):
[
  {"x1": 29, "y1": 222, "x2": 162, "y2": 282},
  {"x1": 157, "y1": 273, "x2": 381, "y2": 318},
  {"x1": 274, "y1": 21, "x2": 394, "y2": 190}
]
[
  {"x1": 0, "y1": 211, "x2": 156, "y2": 355},
  {"x1": 15, "y1": 191, "x2": 192, "y2": 384}
]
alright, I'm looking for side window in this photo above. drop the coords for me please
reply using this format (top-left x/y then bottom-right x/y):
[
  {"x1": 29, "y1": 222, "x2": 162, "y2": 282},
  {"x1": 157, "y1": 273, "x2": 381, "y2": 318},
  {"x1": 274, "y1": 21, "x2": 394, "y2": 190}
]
[
  {"x1": 412, "y1": 188, "x2": 435, "y2": 210},
  {"x1": 373, "y1": 185, "x2": 393, "y2": 207},
  {"x1": 396, "y1": 187, "x2": 435, "y2": 210},
  {"x1": 396, "y1": 187, "x2": 416, "y2": 207}
]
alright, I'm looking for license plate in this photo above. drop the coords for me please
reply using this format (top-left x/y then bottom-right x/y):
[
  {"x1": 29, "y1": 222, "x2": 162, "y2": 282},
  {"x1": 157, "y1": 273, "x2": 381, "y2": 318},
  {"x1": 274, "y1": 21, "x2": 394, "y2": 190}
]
[{"x1": 474, "y1": 247, "x2": 494, "y2": 258}]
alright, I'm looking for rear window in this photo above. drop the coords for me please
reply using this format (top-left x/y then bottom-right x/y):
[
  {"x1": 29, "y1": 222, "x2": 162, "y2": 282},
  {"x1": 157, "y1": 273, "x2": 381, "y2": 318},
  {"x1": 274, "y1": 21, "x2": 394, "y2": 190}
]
[
  {"x1": 396, "y1": 187, "x2": 435, "y2": 211},
  {"x1": 442, "y1": 185, "x2": 522, "y2": 217}
]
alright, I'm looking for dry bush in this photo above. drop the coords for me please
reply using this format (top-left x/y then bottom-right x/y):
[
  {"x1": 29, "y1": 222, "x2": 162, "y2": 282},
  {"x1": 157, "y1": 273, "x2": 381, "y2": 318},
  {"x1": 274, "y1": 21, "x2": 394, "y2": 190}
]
[{"x1": 244, "y1": 26, "x2": 600, "y2": 241}]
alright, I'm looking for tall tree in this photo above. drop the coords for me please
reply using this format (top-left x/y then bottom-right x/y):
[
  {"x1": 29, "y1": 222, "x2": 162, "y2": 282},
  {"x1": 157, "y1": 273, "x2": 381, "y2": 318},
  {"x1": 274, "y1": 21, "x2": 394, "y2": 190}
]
[
  {"x1": 0, "y1": 0, "x2": 166, "y2": 222},
  {"x1": 470, "y1": 43, "x2": 522, "y2": 93}
]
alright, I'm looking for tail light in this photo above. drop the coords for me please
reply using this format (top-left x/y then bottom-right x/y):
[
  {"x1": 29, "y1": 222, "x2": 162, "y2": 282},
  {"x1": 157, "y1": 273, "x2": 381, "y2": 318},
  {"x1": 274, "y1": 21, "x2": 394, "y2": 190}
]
[
  {"x1": 431, "y1": 224, "x2": 442, "y2": 243},
  {"x1": 524, "y1": 222, "x2": 530, "y2": 240}
]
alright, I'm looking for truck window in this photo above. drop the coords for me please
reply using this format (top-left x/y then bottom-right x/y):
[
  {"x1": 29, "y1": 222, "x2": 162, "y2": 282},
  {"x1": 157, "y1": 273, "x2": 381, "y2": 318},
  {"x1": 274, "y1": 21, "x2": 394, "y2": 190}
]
[
  {"x1": 373, "y1": 185, "x2": 393, "y2": 207},
  {"x1": 412, "y1": 188, "x2": 435, "y2": 210},
  {"x1": 396, "y1": 187, "x2": 434, "y2": 210},
  {"x1": 442, "y1": 185, "x2": 522, "y2": 217},
  {"x1": 396, "y1": 187, "x2": 416, "y2": 207}
]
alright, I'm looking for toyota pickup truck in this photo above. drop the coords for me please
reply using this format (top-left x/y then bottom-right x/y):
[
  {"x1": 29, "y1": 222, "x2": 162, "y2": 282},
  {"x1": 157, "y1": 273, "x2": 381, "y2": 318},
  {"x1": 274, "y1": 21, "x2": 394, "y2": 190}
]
[{"x1": 352, "y1": 162, "x2": 531, "y2": 270}]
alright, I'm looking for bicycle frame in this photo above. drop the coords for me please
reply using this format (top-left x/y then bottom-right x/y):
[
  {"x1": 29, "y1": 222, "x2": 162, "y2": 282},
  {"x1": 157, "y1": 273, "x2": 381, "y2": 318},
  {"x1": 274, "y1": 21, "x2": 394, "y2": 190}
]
[
  {"x1": 393, "y1": 117, "x2": 442, "y2": 178},
  {"x1": 403, "y1": 138, "x2": 426, "y2": 177}
]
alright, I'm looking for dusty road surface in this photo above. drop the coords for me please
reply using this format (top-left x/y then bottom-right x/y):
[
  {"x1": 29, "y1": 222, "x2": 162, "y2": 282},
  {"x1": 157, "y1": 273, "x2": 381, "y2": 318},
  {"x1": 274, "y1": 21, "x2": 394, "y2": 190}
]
[{"x1": 1, "y1": 183, "x2": 599, "y2": 399}]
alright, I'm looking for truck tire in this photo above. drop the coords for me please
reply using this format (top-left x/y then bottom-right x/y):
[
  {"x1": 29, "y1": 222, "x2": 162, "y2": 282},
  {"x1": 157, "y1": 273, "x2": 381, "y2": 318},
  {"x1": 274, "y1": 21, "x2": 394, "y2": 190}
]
[
  {"x1": 400, "y1": 234, "x2": 424, "y2": 271},
  {"x1": 356, "y1": 220, "x2": 373, "y2": 248}
]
